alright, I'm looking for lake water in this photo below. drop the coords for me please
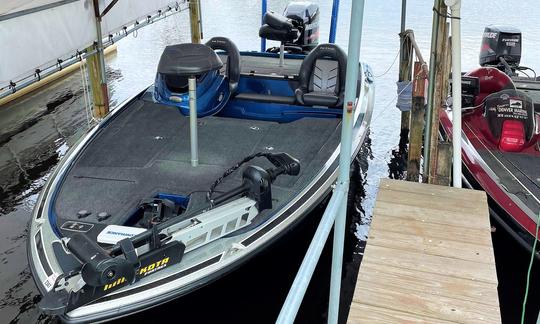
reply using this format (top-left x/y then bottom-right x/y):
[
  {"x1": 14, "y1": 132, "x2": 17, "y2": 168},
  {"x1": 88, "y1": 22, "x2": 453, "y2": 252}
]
[{"x1": 0, "y1": 0, "x2": 539, "y2": 323}]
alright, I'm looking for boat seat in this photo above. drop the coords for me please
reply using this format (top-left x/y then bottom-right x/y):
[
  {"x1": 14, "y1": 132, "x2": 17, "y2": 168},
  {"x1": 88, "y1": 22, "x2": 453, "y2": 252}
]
[
  {"x1": 205, "y1": 37, "x2": 241, "y2": 94},
  {"x1": 235, "y1": 92, "x2": 296, "y2": 105},
  {"x1": 484, "y1": 89, "x2": 536, "y2": 151},
  {"x1": 259, "y1": 12, "x2": 299, "y2": 43},
  {"x1": 295, "y1": 44, "x2": 347, "y2": 108}
]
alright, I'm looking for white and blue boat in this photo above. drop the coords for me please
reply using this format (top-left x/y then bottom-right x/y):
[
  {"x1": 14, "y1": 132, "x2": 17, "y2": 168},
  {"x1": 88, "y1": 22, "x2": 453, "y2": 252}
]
[{"x1": 27, "y1": 2, "x2": 374, "y2": 322}]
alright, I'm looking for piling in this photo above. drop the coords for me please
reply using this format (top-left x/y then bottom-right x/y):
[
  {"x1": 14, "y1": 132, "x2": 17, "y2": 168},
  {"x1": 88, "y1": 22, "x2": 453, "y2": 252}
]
[{"x1": 189, "y1": 0, "x2": 202, "y2": 44}]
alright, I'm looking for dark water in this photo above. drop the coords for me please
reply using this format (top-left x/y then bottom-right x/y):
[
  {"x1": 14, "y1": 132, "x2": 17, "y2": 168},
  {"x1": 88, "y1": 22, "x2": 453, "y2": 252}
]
[{"x1": 1, "y1": 0, "x2": 539, "y2": 323}]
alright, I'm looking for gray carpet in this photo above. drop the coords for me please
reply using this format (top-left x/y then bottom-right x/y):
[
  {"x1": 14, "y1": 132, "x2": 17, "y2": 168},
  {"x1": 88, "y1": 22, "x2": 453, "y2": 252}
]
[
  {"x1": 478, "y1": 149, "x2": 540, "y2": 216},
  {"x1": 54, "y1": 99, "x2": 341, "y2": 225}
]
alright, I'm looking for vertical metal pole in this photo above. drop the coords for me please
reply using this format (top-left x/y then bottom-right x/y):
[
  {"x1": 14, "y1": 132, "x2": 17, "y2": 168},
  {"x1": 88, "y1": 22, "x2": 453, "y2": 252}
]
[
  {"x1": 447, "y1": 0, "x2": 462, "y2": 187},
  {"x1": 189, "y1": 77, "x2": 199, "y2": 167},
  {"x1": 400, "y1": 0, "x2": 407, "y2": 34},
  {"x1": 279, "y1": 43, "x2": 285, "y2": 67},
  {"x1": 328, "y1": 1, "x2": 365, "y2": 323},
  {"x1": 329, "y1": 0, "x2": 340, "y2": 43},
  {"x1": 423, "y1": 0, "x2": 441, "y2": 179},
  {"x1": 260, "y1": 0, "x2": 267, "y2": 52}
]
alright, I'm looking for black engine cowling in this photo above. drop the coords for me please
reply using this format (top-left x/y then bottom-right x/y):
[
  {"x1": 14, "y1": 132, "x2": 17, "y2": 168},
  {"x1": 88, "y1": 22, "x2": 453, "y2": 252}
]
[{"x1": 479, "y1": 26, "x2": 521, "y2": 69}]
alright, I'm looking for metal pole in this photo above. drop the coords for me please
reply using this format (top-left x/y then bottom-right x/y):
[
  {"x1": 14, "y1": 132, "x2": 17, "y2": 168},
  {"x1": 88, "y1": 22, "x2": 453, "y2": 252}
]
[
  {"x1": 423, "y1": 0, "x2": 441, "y2": 179},
  {"x1": 400, "y1": 0, "x2": 407, "y2": 34},
  {"x1": 188, "y1": 77, "x2": 199, "y2": 167},
  {"x1": 260, "y1": 0, "x2": 267, "y2": 52},
  {"x1": 276, "y1": 187, "x2": 347, "y2": 324},
  {"x1": 446, "y1": 0, "x2": 462, "y2": 187},
  {"x1": 328, "y1": 1, "x2": 365, "y2": 323},
  {"x1": 279, "y1": 43, "x2": 285, "y2": 67},
  {"x1": 329, "y1": 0, "x2": 340, "y2": 43}
]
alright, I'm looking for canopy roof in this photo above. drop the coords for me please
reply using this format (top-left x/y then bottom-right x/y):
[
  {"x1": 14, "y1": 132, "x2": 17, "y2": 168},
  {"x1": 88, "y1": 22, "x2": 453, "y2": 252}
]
[{"x1": 0, "y1": 0, "x2": 181, "y2": 86}]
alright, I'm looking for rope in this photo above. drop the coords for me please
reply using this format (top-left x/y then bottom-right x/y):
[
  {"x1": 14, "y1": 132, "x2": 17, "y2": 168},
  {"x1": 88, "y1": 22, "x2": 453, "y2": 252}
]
[
  {"x1": 433, "y1": 6, "x2": 460, "y2": 20},
  {"x1": 371, "y1": 80, "x2": 413, "y2": 124},
  {"x1": 521, "y1": 212, "x2": 540, "y2": 324},
  {"x1": 374, "y1": 49, "x2": 400, "y2": 78}
]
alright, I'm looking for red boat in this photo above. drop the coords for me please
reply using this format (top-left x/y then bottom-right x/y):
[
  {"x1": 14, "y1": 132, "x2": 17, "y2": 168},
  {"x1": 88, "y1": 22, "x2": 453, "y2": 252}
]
[{"x1": 440, "y1": 26, "x2": 540, "y2": 258}]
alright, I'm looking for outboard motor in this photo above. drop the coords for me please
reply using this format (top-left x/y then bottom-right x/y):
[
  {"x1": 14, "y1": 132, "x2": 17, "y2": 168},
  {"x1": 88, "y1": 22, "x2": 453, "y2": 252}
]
[
  {"x1": 479, "y1": 26, "x2": 522, "y2": 75},
  {"x1": 283, "y1": 2, "x2": 319, "y2": 52},
  {"x1": 260, "y1": 1, "x2": 319, "y2": 55}
]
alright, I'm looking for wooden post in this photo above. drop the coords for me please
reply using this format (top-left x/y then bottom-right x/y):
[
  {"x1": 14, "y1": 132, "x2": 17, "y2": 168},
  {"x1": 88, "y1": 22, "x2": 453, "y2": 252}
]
[
  {"x1": 427, "y1": 7, "x2": 449, "y2": 184},
  {"x1": 90, "y1": 0, "x2": 110, "y2": 119},
  {"x1": 406, "y1": 62, "x2": 426, "y2": 182},
  {"x1": 86, "y1": 46, "x2": 109, "y2": 119},
  {"x1": 398, "y1": 32, "x2": 413, "y2": 154},
  {"x1": 189, "y1": 0, "x2": 202, "y2": 43},
  {"x1": 433, "y1": 141, "x2": 452, "y2": 185}
]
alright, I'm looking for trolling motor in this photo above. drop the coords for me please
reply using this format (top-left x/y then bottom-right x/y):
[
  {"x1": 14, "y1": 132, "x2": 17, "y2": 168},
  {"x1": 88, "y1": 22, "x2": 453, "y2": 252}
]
[
  {"x1": 40, "y1": 152, "x2": 300, "y2": 315},
  {"x1": 208, "y1": 152, "x2": 301, "y2": 209}
]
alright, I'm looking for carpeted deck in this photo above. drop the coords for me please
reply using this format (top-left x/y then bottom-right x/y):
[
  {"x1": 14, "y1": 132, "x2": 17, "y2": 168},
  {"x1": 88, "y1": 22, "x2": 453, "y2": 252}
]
[{"x1": 54, "y1": 99, "x2": 341, "y2": 225}]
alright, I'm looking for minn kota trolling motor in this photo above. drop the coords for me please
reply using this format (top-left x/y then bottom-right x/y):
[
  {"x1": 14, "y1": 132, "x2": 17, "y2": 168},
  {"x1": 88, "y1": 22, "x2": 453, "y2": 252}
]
[{"x1": 40, "y1": 152, "x2": 300, "y2": 314}]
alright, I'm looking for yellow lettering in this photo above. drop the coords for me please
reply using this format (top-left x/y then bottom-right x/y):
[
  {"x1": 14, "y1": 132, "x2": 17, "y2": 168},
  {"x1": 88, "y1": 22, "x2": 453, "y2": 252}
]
[
  {"x1": 162, "y1": 257, "x2": 169, "y2": 265},
  {"x1": 139, "y1": 266, "x2": 147, "y2": 275},
  {"x1": 147, "y1": 263, "x2": 155, "y2": 271}
]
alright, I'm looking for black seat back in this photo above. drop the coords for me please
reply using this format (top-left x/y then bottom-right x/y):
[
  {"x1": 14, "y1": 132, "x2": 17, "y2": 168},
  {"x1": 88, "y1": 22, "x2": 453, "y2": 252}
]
[
  {"x1": 205, "y1": 37, "x2": 241, "y2": 94},
  {"x1": 484, "y1": 89, "x2": 536, "y2": 141},
  {"x1": 294, "y1": 44, "x2": 347, "y2": 108}
]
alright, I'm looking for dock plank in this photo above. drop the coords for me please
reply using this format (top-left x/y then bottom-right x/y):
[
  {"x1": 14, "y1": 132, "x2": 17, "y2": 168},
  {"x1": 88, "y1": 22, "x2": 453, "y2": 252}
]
[
  {"x1": 348, "y1": 179, "x2": 500, "y2": 323},
  {"x1": 358, "y1": 262, "x2": 499, "y2": 306},
  {"x1": 368, "y1": 228, "x2": 495, "y2": 264},
  {"x1": 352, "y1": 280, "x2": 501, "y2": 323},
  {"x1": 349, "y1": 303, "x2": 455, "y2": 324},
  {"x1": 373, "y1": 199, "x2": 489, "y2": 230},
  {"x1": 371, "y1": 215, "x2": 493, "y2": 246},
  {"x1": 362, "y1": 244, "x2": 497, "y2": 284}
]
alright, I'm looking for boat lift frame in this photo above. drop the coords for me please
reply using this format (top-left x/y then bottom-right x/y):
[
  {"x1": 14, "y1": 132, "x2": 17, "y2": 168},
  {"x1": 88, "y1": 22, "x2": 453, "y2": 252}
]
[{"x1": 276, "y1": 1, "x2": 366, "y2": 323}]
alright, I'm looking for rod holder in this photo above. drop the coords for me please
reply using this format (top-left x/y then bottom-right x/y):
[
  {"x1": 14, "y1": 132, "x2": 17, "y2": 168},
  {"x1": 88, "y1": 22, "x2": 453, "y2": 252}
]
[{"x1": 188, "y1": 76, "x2": 199, "y2": 167}]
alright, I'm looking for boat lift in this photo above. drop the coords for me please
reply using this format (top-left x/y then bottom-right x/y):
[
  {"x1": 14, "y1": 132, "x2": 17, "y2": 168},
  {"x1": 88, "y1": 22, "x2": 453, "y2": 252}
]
[{"x1": 277, "y1": 0, "x2": 366, "y2": 323}]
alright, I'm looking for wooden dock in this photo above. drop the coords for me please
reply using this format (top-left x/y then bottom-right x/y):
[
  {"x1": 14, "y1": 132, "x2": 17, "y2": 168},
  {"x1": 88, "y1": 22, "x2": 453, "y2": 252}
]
[{"x1": 348, "y1": 179, "x2": 501, "y2": 323}]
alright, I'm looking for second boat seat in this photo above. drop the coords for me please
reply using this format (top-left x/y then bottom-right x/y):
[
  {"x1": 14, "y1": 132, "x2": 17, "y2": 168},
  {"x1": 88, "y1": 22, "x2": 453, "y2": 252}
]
[
  {"x1": 295, "y1": 44, "x2": 347, "y2": 108},
  {"x1": 259, "y1": 11, "x2": 299, "y2": 43}
]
